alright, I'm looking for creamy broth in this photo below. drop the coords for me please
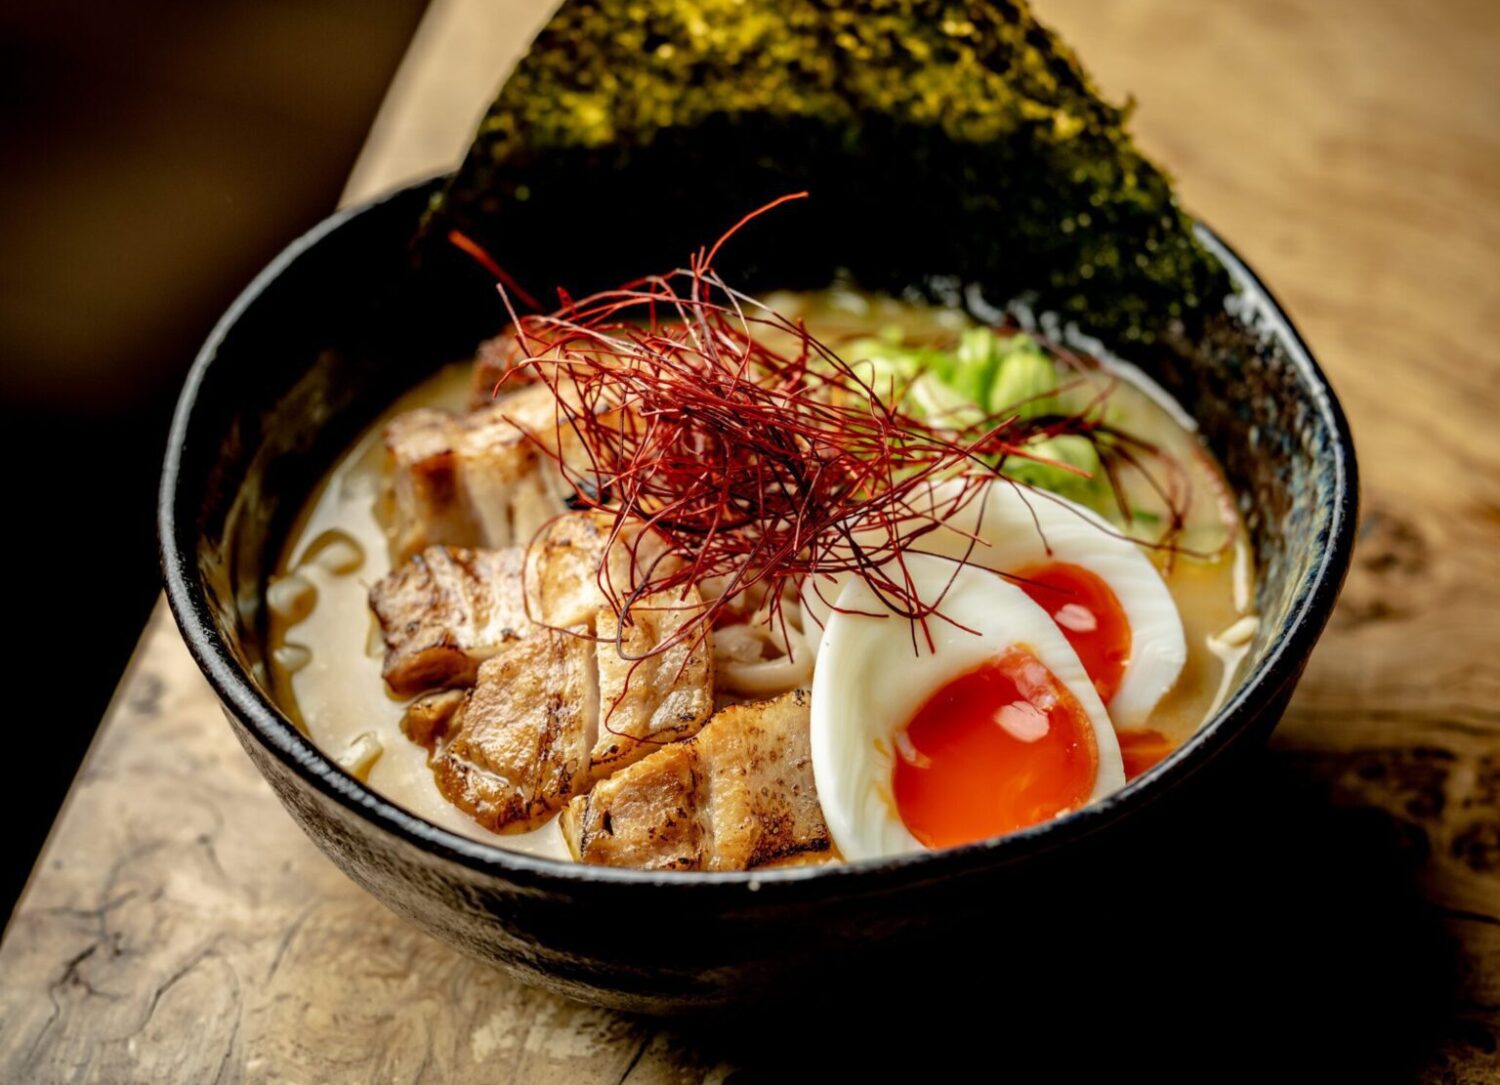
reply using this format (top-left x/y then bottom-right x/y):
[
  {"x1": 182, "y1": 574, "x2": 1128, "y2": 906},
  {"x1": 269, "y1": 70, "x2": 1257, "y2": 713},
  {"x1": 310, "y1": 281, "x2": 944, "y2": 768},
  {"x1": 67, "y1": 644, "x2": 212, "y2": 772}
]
[{"x1": 267, "y1": 293, "x2": 1256, "y2": 856}]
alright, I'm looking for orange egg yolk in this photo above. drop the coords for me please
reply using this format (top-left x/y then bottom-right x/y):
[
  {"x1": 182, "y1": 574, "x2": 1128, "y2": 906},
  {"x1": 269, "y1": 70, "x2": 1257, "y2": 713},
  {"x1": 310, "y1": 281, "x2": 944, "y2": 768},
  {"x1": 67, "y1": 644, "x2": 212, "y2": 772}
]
[
  {"x1": 1116, "y1": 728, "x2": 1175, "y2": 781},
  {"x1": 1015, "y1": 562, "x2": 1132, "y2": 703},
  {"x1": 891, "y1": 647, "x2": 1100, "y2": 849}
]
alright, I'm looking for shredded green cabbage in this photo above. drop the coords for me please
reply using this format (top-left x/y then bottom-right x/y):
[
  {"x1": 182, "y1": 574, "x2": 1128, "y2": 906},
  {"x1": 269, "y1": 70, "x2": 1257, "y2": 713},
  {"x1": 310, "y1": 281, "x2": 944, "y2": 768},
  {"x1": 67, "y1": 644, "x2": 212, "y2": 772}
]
[{"x1": 843, "y1": 327, "x2": 1108, "y2": 506}]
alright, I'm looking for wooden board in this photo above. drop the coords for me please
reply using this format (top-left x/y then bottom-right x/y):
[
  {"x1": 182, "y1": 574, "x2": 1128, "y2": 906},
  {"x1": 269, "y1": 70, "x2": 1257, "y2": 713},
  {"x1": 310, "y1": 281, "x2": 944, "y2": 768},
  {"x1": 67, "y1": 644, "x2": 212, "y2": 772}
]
[{"x1": 3, "y1": 0, "x2": 1498, "y2": 1080}]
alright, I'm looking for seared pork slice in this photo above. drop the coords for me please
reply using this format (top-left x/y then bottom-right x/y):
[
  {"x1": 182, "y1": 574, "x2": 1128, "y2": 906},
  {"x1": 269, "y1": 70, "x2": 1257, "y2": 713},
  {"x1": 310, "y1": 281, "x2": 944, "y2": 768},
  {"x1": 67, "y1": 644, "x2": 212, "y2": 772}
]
[
  {"x1": 470, "y1": 331, "x2": 531, "y2": 409},
  {"x1": 382, "y1": 383, "x2": 579, "y2": 563},
  {"x1": 560, "y1": 689, "x2": 830, "y2": 871},
  {"x1": 369, "y1": 546, "x2": 530, "y2": 696},
  {"x1": 430, "y1": 629, "x2": 598, "y2": 832},
  {"x1": 523, "y1": 511, "x2": 623, "y2": 627},
  {"x1": 524, "y1": 511, "x2": 670, "y2": 627},
  {"x1": 592, "y1": 589, "x2": 715, "y2": 774},
  {"x1": 524, "y1": 511, "x2": 712, "y2": 770},
  {"x1": 382, "y1": 408, "x2": 471, "y2": 558},
  {"x1": 400, "y1": 688, "x2": 467, "y2": 747},
  {"x1": 456, "y1": 385, "x2": 577, "y2": 552}
]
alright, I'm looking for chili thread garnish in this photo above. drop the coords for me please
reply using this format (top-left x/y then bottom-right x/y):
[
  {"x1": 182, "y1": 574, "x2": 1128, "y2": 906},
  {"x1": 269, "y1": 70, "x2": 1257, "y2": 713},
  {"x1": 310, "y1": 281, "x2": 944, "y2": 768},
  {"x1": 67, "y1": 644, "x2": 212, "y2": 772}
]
[{"x1": 473, "y1": 197, "x2": 1201, "y2": 681}]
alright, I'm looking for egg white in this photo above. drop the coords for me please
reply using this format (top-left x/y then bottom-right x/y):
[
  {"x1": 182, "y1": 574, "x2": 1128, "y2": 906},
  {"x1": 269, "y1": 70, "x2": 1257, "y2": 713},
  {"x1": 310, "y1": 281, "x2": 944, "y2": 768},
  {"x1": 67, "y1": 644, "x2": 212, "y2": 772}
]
[
  {"x1": 810, "y1": 554, "x2": 1127, "y2": 862},
  {"x1": 803, "y1": 479, "x2": 1186, "y2": 728}
]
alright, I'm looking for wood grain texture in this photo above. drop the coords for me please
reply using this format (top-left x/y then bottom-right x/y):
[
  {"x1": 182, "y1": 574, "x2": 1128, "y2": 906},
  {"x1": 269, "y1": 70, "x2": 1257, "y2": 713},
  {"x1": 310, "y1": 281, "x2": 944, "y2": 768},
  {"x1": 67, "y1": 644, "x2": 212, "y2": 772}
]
[{"x1": 3, "y1": 0, "x2": 1498, "y2": 1080}]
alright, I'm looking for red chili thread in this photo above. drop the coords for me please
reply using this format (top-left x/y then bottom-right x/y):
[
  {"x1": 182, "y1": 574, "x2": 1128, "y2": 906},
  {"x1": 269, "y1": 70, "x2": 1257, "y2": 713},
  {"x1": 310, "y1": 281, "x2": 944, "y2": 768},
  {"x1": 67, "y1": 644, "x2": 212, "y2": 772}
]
[
  {"x1": 457, "y1": 198, "x2": 1210, "y2": 747},
  {"x1": 447, "y1": 229, "x2": 543, "y2": 312}
]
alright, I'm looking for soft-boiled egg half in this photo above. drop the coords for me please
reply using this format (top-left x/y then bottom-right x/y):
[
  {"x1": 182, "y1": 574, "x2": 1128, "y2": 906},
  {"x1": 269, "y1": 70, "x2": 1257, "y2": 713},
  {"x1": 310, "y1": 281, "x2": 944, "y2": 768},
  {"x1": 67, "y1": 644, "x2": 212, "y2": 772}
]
[
  {"x1": 804, "y1": 478, "x2": 1186, "y2": 729},
  {"x1": 810, "y1": 555, "x2": 1127, "y2": 862}
]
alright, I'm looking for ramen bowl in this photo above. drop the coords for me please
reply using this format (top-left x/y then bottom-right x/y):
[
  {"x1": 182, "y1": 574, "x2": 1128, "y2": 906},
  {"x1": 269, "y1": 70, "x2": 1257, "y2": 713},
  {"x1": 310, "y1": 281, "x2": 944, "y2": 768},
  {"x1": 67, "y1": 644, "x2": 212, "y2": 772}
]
[{"x1": 159, "y1": 176, "x2": 1356, "y2": 1014}]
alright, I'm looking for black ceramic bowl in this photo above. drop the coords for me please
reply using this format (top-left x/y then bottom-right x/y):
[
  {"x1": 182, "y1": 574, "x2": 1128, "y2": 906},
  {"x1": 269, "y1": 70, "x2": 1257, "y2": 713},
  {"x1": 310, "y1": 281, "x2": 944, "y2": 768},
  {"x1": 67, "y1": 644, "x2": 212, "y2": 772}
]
[{"x1": 159, "y1": 176, "x2": 1356, "y2": 1014}]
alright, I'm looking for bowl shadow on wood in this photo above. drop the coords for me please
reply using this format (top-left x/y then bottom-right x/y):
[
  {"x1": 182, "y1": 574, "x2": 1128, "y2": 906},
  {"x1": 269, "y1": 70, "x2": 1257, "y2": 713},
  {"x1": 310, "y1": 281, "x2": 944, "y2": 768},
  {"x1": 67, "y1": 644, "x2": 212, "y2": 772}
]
[{"x1": 669, "y1": 749, "x2": 1456, "y2": 1081}]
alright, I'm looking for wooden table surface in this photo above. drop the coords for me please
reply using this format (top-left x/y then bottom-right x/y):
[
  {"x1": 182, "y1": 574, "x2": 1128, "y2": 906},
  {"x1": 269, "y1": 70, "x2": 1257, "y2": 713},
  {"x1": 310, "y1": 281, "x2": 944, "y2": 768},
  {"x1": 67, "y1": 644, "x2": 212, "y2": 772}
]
[{"x1": 4, "y1": 0, "x2": 1498, "y2": 1080}]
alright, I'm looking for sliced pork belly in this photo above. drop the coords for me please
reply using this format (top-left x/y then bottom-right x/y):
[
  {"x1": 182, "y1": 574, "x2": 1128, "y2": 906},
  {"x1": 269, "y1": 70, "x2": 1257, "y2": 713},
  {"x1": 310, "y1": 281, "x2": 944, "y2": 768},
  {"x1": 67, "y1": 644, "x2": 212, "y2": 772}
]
[
  {"x1": 413, "y1": 611, "x2": 714, "y2": 832},
  {"x1": 523, "y1": 511, "x2": 672, "y2": 627},
  {"x1": 592, "y1": 591, "x2": 715, "y2": 775},
  {"x1": 377, "y1": 509, "x2": 716, "y2": 830},
  {"x1": 470, "y1": 330, "x2": 532, "y2": 409},
  {"x1": 382, "y1": 383, "x2": 578, "y2": 563},
  {"x1": 523, "y1": 511, "x2": 632, "y2": 627},
  {"x1": 560, "y1": 689, "x2": 830, "y2": 871},
  {"x1": 382, "y1": 408, "x2": 472, "y2": 559},
  {"x1": 525, "y1": 511, "x2": 715, "y2": 769},
  {"x1": 428, "y1": 629, "x2": 598, "y2": 832},
  {"x1": 399, "y1": 688, "x2": 467, "y2": 747},
  {"x1": 368, "y1": 546, "x2": 530, "y2": 696}
]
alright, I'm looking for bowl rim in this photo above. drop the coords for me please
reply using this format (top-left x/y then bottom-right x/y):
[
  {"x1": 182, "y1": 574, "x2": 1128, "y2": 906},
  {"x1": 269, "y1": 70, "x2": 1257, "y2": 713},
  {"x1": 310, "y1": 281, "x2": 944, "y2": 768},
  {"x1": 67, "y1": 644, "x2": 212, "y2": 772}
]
[{"x1": 158, "y1": 176, "x2": 1359, "y2": 896}]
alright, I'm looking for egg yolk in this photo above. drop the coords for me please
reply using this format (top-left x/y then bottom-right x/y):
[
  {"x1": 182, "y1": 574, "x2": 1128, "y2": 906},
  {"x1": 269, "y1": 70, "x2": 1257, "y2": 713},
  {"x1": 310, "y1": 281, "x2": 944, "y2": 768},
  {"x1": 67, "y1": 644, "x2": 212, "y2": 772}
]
[
  {"x1": 1116, "y1": 728, "x2": 1175, "y2": 780},
  {"x1": 1014, "y1": 562, "x2": 1131, "y2": 703},
  {"x1": 891, "y1": 647, "x2": 1099, "y2": 849}
]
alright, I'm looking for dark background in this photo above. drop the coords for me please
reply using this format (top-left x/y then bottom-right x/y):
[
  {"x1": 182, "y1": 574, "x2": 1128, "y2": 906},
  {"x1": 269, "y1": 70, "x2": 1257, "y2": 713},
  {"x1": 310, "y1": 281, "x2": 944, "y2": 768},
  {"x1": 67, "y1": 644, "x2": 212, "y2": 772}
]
[{"x1": 0, "y1": 0, "x2": 428, "y2": 921}]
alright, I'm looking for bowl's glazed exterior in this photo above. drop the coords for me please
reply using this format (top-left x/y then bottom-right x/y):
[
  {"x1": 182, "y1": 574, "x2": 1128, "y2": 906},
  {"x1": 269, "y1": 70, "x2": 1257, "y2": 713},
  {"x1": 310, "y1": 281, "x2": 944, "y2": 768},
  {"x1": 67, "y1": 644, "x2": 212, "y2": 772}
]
[{"x1": 159, "y1": 178, "x2": 1356, "y2": 1014}]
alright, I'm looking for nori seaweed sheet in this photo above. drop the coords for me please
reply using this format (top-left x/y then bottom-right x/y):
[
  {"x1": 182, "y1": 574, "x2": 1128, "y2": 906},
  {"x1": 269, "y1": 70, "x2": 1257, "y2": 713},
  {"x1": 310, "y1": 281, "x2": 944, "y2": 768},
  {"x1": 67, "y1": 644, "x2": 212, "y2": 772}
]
[{"x1": 424, "y1": 0, "x2": 1231, "y2": 345}]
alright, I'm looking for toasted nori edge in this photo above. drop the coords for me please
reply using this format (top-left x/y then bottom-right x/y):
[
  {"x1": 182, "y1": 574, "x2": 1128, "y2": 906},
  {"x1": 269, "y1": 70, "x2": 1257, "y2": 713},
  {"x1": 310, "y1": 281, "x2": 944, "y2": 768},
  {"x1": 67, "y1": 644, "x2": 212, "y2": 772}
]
[{"x1": 423, "y1": 0, "x2": 1231, "y2": 345}]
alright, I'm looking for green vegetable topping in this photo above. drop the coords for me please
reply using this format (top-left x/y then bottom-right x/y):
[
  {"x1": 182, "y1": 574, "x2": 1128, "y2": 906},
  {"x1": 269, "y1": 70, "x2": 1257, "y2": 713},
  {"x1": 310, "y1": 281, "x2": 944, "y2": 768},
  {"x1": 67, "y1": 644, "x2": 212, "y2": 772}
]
[
  {"x1": 843, "y1": 324, "x2": 1107, "y2": 506},
  {"x1": 1003, "y1": 434, "x2": 1106, "y2": 504},
  {"x1": 948, "y1": 328, "x2": 1003, "y2": 410},
  {"x1": 987, "y1": 333, "x2": 1060, "y2": 419}
]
